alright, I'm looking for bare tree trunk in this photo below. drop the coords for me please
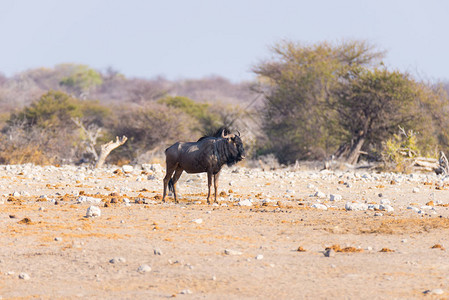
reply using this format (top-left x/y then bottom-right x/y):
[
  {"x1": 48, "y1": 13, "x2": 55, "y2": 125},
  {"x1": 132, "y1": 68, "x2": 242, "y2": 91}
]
[
  {"x1": 334, "y1": 135, "x2": 366, "y2": 165},
  {"x1": 438, "y1": 151, "x2": 449, "y2": 175},
  {"x1": 345, "y1": 136, "x2": 366, "y2": 165},
  {"x1": 95, "y1": 136, "x2": 128, "y2": 168}
]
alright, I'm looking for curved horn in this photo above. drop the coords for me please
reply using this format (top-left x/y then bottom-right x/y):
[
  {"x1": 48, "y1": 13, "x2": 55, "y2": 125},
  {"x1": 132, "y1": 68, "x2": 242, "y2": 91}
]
[
  {"x1": 221, "y1": 129, "x2": 228, "y2": 138},
  {"x1": 236, "y1": 130, "x2": 241, "y2": 137}
]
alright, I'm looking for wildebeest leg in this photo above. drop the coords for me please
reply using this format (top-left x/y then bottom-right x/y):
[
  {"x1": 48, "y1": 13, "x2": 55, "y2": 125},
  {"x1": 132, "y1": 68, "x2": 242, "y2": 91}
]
[
  {"x1": 213, "y1": 172, "x2": 220, "y2": 203},
  {"x1": 171, "y1": 168, "x2": 183, "y2": 203},
  {"x1": 206, "y1": 172, "x2": 212, "y2": 204},
  {"x1": 162, "y1": 163, "x2": 177, "y2": 202}
]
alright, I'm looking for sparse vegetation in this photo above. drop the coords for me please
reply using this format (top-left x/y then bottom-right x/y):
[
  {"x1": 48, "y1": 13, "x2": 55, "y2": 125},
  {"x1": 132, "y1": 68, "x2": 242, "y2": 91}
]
[{"x1": 0, "y1": 40, "x2": 448, "y2": 169}]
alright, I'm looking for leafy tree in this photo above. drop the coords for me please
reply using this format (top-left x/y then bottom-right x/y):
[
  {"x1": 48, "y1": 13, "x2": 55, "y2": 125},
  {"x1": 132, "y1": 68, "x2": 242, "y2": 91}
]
[
  {"x1": 9, "y1": 90, "x2": 82, "y2": 129},
  {"x1": 59, "y1": 64, "x2": 103, "y2": 97},
  {"x1": 333, "y1": 68, "x2": 424, "y2": 164},
  {"x1": 110, "y1": 102, "x2": 197, "y2": 163},
  {"x1": 253, "y1": 40, "x2": 384, "y2": 163},
  {"x1": 5, "y1": 91, "x2": 112, "y2": 164},
  {"x1": 158, "y1": 96, "x2": 221, "y2": 133}
]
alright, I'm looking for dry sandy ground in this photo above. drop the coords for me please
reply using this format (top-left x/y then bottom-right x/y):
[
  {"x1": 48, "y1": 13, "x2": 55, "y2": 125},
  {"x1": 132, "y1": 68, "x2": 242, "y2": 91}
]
[{"x1": 1, "y1": 164, "x2": 449, "y2": 299}]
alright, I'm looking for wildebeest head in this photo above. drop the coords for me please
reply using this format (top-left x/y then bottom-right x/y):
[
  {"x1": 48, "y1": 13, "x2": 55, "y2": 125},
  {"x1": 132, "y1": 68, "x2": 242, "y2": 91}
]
[{"x1": 221, "y1": 130, "x2": 245, "y2": 166}]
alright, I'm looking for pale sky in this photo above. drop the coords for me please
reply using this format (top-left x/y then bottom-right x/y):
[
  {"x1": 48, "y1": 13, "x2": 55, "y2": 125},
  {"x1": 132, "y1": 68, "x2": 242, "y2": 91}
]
[{"x1": 0, "y1": 0, "x2": 448, "y2": 82}]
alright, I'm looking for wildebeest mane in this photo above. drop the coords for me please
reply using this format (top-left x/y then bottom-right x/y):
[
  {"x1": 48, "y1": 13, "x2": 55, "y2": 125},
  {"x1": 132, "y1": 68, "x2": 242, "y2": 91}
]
[{"x1": 197, "y1": 126, "x2": 231, "y2": 142}]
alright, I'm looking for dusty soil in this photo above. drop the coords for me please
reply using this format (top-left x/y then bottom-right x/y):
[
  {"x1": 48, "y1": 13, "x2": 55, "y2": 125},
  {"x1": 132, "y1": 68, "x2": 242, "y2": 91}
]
[{"x1": 1, "y1": 164, "x2": 449, "y2": 299}]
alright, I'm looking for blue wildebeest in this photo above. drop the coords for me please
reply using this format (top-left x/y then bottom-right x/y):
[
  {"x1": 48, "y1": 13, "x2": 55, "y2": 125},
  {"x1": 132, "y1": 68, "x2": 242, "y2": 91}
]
[{"x1": 162, "y1": 127, "x2": 245, "y2": 204}]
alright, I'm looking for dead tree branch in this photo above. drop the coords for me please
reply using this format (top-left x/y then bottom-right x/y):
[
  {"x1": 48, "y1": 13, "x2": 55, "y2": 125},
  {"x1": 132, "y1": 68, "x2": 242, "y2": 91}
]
[
  {"x1": 438, "y1": 151, "x2": 449, "y2": 175},
  {"x1": 95, "y1": 136, "x2": 128, "y2": 168}
]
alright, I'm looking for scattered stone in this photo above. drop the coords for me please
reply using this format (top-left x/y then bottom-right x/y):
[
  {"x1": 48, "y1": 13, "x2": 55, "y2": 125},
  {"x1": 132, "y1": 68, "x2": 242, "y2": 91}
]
[
  {"x1": 18, "y1": 273, "x2": 30, "y2": 280},
  {"x1": 86, "y1": 206, "x2": 101, "y2": 218},
  {"x1": 180, "y1": 289, "x2": 193, "y2": 295},
  {"x1": 412, "y1": 187, "x2": 420, "y2": 193},
  {"x1": 224, "y1": 249, "x2": 242, "y2": 256},
  {"x1": 154, "y1": 248, "x2": 163, "y2": 255},
  {"x1": 374, "y1": 212, "x2": 383, "y2": 217},
  {"x1": 345, "y1": 202, "x2": 368, "y2": 211},
  {"x1": 17, "y1": 217, "x2": 33, "y2": 225},
  {"x1": 297, "y1": 246, "x2": 306, "y2": 252},
  {"x1": 109, "y1": 257, "x2": 126, "y2": 264},
  {"x1": 431, "y1": 244, "x2": 445, "y2": 250},
  {"x1": 77, "y1": 196, "x2": 101, "y2": 204},
  {"x1": 137, "y1": 264, "x2": 152, "y2": 273},
  {"x1": 311, "y1": 203, "x2": 328, "y2": 210},
  {"x1": 423, "y1": 289, "x2": 444, "y2": 295},
  {"x1": 314, "y1": 191, "x2": 326, "y2": 198},
  {"x1": 192, "y1": 218, "x2": 203, "y2": 224},
  {"x1": 54, "y1": 237, "x2": 63, "y2": 242},
  {"x1": 380, "y1": 198, "x2": 391, "y2": 205},
  {"x1": 329, "y1": 194, "x2": 342, "y2": 201},
  {"x1": 324, "y1": 248, "x2": 335, "y2": 257},
  {"x1": 407, "y1": 206, "x2": 420, "y2": 213},
  {"x1": 122, "y1": 165, "x2": 134, "y2": 173},
  {"x1": 379, "y1": 248, "x2": 395, "y2": 252},
  {"x1": 379, "y1": 204, "x2": 394, "y2": 212},
  {"x1": 237, "y1": 199, "x2": 252, "y2": 207},
  {"x1": 255, "y1": 254, "x2": 264, "y2": 260}
]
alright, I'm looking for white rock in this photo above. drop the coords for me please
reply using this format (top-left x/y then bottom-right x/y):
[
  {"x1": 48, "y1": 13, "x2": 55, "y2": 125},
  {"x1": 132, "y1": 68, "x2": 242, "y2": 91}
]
[
  {"x1": 379, "y1": 204, "x2": 394, "y2": 212},
  {"x1": 368, "y1": 204, "x2": 380, "y2": 211},
  {"x1": 238, "y1": 199, "x2": 252, "y2": 206},
  {"x1": 345, "y1": 202, "x2": 368, "y2": 211},
  {"x1": 12, "y1": 191, "x2": 20, "y2": 197},
  {"x1": 137, "y1": 264, "x2": 152, "y2": 273},
  {"x1": 180, "y1": 289, "x2": 193, "y2": 295},
  {"x1": 255, "y1": 254, "x2": 264, "y2": 260},
  {"x1": 407, "y1": 206, "x2": 420, "y2": 213},
  {"x1": 424, "y1": 289, "x2": 444, "y2": 295},
  {"x1": 19, "y1": 273, "x2": 30, "y2": 280},
  {"x1": 192, "y1": 218, "x2": 203, "y2": 224},
  {"x1": 86, "y1": 206, "x2": 101, "y2": 218},
  {"x1": 374, "y1": 212, "x2": 383, "y2": 217},
  {"x1": 380, "y1": 198, "x2": 391, "y2": 205},
  {"x1": 311, "y1": 203, "x2": 328, "y2": 210},
  {"x1": 154, "y1": 248, "x2": 163, "y2": 255},
  {"x1": 224, "y1": 249, "x2": 242, "y2": 256},
  {"x1": 307, "y1": 183, "x2": 315, "y2": 189},
  {"x1": 77, "y1": 196, "x2": 101, "y2": 204},
  {"x1": 419, "y1": 205, "x2": 432, "y2": 211},
  {"x1": 122, "y1": 165, "x2": 134, "y2": 173},
  {"x1": 329, "y1": 194, "x2": 342, "y2": 201},
  {"x1": 412, "y1": 187, "x2": 420, "y2": 193},
  {"x1": 314, "y1": 191, "x2": 326, "y2": 198},
  {"x1": 54, "y1": 237, "x2": 62, "y2": 242}
]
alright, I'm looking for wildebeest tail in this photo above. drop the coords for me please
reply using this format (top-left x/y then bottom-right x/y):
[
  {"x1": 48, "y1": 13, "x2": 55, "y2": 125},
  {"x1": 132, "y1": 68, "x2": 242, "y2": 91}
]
[{"x1": 168, "y1": 177, "x2": 175, "y2": 193}]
